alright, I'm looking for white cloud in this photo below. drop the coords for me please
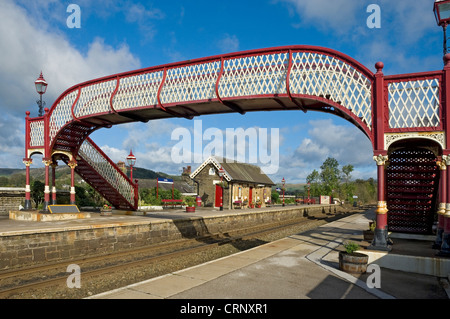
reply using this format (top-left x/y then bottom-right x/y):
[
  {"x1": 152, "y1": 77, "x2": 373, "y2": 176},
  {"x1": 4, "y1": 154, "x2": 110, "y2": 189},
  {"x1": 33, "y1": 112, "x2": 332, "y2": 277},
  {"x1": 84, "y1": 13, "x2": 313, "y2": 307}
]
[
  {"x1": 125, "y1": 3, "x2": 165, "y2": 42},
  {"x1": 278, "y1": 0, "x2": 362, "y2": 33},
  {"x1": 0, "y1": 0, "x2": 141, "y2": 118},
  {"x1": 269, "y1": 119, "x2": 375, "y2": 183},
  {"x1": 217, "y1": 34, "x2": 240, "y2": 53},
  {"x1": 0, "y1": 0, "x2": 143, "y2": 170}
]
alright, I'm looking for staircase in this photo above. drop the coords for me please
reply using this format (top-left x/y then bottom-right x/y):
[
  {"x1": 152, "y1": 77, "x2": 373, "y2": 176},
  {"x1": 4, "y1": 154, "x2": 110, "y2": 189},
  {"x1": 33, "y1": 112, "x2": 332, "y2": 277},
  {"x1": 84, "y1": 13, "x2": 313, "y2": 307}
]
[
  {"x1": 63, "y1": 137, "x2": 138, "y2": 210},
  {"x1": 386, "y1": 148, "x2": 439, "y2": 234}
]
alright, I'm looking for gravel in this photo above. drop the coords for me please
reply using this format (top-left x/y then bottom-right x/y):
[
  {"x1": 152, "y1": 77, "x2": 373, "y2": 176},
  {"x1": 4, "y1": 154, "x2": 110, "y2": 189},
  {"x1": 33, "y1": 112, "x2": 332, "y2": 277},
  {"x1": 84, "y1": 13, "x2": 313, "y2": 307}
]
[{"x1": 3, "y1": 209, "x2": 356, "y2": 299}]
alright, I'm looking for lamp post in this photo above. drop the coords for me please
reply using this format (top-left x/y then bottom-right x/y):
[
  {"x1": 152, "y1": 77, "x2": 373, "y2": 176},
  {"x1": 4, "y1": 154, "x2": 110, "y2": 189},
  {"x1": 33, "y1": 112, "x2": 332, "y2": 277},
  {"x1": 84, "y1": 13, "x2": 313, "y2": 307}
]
[
  {"x1": 218, "y1": 166, "x2": 225, "y2": 211},
  {"x1": 34, "y1": 71, "x2": 48, "y2": 117},
  {"x1": 126, "y1": 150, "x2": 136, "y2": 181},
  {"x1": 282, "y1": 177, "x2": 285, "y2": 207},
  {"x1": 434, "y1": 0, "x2": 450, "y2": 55}
]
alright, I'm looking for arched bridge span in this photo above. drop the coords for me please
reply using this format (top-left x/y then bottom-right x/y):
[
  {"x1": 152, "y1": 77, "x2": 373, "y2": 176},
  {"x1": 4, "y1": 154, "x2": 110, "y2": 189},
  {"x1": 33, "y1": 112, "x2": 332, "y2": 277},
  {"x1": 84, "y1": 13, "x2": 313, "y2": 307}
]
[{"x1": 24, "y1": 45, "x2": 449, "y2": 253}]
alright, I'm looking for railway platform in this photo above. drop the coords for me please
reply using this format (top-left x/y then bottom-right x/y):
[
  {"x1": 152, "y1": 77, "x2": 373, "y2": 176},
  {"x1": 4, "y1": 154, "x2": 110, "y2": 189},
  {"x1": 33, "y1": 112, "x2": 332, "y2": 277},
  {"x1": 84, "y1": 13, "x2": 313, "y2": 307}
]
[
  {"x1": 88, "y1": 208, "x2": 450, "y2": 300},
  {"x1": 0, "y1": 204, "x2": 339, "y2": 271}
]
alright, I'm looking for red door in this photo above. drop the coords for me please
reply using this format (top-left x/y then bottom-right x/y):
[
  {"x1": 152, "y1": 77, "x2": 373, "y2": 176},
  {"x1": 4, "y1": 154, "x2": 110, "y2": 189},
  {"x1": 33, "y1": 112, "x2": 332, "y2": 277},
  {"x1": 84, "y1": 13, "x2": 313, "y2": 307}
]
[
  {"x1": 249, "y1": 187, "x2": 253, "y2": 206},
  {"x1": 215, "y1": 184, "x2": 223, "y2": 208}
]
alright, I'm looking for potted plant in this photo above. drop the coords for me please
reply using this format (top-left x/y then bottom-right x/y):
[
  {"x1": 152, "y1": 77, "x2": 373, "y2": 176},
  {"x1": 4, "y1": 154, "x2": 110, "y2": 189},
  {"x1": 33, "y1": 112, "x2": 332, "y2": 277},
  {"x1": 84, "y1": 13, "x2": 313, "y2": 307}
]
[
  {"x1": 100, "y1": 204, "x2": 112, "y2": 216},
  {"x1": 184, "y1": 197, "x2": 196, "y2": 213},
  {"x1": 338, "y1": 241, "x2": 369, "y2": 274},
  {"x1": 363, "y1": 220, "x2": 376, "y2": 241},
  {"x1": 250, "y1": 201, "x2": 255, "y2": 208}
]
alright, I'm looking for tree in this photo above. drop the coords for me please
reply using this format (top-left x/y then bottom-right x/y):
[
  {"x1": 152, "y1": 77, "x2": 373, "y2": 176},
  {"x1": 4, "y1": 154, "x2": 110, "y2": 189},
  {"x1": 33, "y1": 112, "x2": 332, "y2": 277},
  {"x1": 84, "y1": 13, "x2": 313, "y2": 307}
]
[
  {"x1": 0, "y1": 176, "x2": 9, "y2": 187},
  {"x1": 306, "y1": 169, "x2": 321, "y2": 197},
  {"x1": 9, "y1": 173, "x2": 26, "y2": 187},
  {"x1": 320, "y1": 157, "x2": 341, "y2": 196},
  {"x1": 341, "y1": 164, "x2": 355, "y2": 202},
  {"x1": 342, "y1": 164, "x2": 354, "y2": 183},
  {"x1": 31, "y1": 180, "x2": 45, "y2": 209},
  {"x1": 271, "y1": 191, "x2": 279, "y2": 204}
]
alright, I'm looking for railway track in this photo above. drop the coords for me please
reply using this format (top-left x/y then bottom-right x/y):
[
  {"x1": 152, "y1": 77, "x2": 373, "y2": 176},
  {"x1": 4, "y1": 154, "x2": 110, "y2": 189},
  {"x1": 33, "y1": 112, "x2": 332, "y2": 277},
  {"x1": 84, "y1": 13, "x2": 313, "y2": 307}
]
[{"x1": 0, "y1": 208, "x2": 362, "y2": 299}]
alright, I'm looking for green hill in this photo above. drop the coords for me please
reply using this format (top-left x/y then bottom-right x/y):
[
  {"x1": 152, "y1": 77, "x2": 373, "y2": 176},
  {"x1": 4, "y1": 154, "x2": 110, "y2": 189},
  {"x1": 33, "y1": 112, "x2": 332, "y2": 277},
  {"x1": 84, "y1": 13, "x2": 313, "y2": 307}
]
[{"x1": 0, "y1": 166, "x2": 178, "y2": 182}]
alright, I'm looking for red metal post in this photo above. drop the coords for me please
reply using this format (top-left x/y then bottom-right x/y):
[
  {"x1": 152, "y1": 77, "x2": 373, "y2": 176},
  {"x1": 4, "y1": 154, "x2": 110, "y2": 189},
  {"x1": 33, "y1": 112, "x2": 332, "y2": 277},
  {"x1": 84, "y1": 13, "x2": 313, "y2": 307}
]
[
  {"x1": 51, "y1": 162, "x2": 57, "y2": 205},
  {"x1": 44, "y1": 108, "x2": 50, "y2": 158},
  {"x1": 369, "y1": 62, "x2": 391, "y2": 251},
  {"x1": 68, "y1": 160, "x2": 77, "y2": 205},
  {"x1": 434, "y1": 158, "x2": 447, "y2": 249},
  {"x1": 439, "y1": 54, "x2": 450, "y2": 256},
  {"x1": 23, "y1": 158, "x2": 33, "y2": 210},
  {"x1": 43, "y1": 158, "x2": 51, "y2": 212},
  {"x1": 25, "y1": 111, "x2": 30, "y2": 158}
]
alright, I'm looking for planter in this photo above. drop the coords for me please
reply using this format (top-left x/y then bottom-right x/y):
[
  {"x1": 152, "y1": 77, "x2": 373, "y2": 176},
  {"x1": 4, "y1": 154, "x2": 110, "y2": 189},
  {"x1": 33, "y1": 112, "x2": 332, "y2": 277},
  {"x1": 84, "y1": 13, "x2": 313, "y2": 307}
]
[
  {"x1": 338, "y1": 251, "x2": 369, "y2": 274},
  {"x1": 363, "y1": 230, "x2": 374, "y2": 241},
  {"x1": 186, "y1": 206, "x2": 196, "y2": 213},
  {"x1": 100, "y1": 209, "x2": 112, "y2": 216}
]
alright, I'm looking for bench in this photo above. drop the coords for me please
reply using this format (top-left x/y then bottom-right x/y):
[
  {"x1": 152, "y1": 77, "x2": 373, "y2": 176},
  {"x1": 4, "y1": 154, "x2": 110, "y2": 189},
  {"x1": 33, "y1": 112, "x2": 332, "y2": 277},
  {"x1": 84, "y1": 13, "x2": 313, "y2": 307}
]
[
  {"x1": 233, "y1": 200, "x2": 243, "y2": 209},
  {"x1": 161, "y1": 199, "x2": 183, "y2": 208}
]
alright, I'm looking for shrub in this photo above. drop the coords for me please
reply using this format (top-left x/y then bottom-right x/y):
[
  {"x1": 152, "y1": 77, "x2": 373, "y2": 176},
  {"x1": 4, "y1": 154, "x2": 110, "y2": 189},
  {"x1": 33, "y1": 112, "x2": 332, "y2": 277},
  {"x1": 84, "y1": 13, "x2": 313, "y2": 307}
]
[{"x1": 344, "y1": 241, "x2": 360, "y2": 254}]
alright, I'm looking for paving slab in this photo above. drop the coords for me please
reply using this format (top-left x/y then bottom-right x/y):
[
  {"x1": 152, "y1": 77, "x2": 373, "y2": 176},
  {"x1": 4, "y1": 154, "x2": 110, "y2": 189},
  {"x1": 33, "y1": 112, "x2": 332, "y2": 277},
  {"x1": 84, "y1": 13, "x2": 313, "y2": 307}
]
[{"x1": 89, "y1": 208, "x2": 450, "y2": 300}]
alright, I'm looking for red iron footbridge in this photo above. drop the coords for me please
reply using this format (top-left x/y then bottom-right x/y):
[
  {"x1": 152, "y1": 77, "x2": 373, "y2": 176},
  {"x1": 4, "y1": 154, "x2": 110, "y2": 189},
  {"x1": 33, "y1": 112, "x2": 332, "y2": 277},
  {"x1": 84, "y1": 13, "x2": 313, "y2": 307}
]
[{"x1": 23, "y1": 45, "x2": 450, "y2": 252}]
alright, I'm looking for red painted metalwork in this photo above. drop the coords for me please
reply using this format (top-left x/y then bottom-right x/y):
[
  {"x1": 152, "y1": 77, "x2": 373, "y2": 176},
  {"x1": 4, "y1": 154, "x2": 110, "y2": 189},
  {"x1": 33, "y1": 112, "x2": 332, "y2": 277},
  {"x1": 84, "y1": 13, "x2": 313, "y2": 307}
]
[
  {"x1": 109, "y1": 77, "x2": 120, "y2": 115},
  {"x1": 286, "y1": 49, "x2": 307, "y2": 113},
  {"x1": 386, "y1": 148, "x2": 439, "y2": 234},
  {"x1": 24, "y1": 45, "x2": 450, "y2": 219},
  {"x1": 70, "y1": 87, "x2": 82, "y2": 122},
  {"x1": 444, "y1": 54, "x2": 450, "y2": 153},
  {"x1": 76, "y1": 137, "x2": 136, "y2": 209}
]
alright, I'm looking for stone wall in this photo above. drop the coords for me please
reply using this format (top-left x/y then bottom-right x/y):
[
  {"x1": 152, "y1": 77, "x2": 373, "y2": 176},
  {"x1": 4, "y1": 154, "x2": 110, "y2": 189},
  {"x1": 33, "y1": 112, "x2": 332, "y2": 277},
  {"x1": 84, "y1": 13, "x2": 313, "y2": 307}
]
[
  {"x1": 0, "y1": 205, "x2": 342, "y2": 270},
  {"x1": 0, "y1": 188, "x2": 25, "y2": 216}
]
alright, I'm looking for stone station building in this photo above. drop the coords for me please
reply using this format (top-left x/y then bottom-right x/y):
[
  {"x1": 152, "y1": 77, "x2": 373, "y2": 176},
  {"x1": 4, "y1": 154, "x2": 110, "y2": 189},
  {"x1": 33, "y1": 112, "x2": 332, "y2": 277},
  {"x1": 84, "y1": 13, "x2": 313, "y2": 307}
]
[{"x1": 190, "y1": 156, "x2": 274, "y2": 209}]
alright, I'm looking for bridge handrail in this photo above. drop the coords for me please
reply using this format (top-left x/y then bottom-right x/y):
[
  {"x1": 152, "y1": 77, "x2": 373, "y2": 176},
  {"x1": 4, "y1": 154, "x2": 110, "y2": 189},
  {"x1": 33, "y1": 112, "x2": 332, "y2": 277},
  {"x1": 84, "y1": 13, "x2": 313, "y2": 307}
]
[
  {"x1": 43, "y1": 45, "x2": 377, "y2": 147},
  {"x1": 78, "y1": 137, "x2": 137, "y2": 208}
]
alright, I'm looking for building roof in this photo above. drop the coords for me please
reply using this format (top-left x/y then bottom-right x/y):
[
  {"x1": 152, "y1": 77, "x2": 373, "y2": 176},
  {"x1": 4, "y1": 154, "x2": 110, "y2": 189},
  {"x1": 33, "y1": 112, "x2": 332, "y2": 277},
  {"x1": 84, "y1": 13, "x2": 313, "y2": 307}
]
[{"x1": 190, "y1": 156, "x2": 275, "y2": 186}]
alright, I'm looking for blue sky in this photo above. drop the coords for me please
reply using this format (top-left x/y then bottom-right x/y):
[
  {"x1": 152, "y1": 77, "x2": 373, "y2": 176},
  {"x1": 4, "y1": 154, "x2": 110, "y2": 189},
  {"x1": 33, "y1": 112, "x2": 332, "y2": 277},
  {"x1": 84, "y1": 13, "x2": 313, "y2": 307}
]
[{"x1": 0, "y1": 0, "x2": 444, "y2": 184}]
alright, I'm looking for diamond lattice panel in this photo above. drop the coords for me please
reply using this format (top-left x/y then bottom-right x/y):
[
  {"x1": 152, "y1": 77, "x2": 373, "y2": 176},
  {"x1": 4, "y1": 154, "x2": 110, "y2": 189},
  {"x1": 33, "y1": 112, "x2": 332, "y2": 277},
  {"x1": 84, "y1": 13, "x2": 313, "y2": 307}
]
[
  {"x1": 74, "y1": 80, "x2": 117, "y2": 118},
  {"x1": 289, "y1": 52, "x2": 372, "y2": 128},
  {"x1": 49, "y1": 90, "x2": 78, "y2": 144},
  {"x1": 30, "y1": 120, "x2": 45, "y2": 147},
  {"x1": 218, "y1": 53, "x2": 288, "y2": 98},
  {"x1": 388, "y1": 78, "x2": 440, "y2": 129},
  {"x1": 160, "y1": 61, "x2": 220, "y2": 105},
  {"x1": 114, "y1": 71, "x2": 163, "y2": 110}
]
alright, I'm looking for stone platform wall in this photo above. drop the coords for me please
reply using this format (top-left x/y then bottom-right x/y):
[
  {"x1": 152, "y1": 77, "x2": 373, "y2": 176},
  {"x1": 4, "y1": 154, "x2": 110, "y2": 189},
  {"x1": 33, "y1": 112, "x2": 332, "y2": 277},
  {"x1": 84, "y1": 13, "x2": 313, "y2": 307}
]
[
  {"x1": 0, "y1": 188, "x2": 25, "y2": 216},
  {"x1": 0, "y1": 205, "x2": 342, "y2": 270}
]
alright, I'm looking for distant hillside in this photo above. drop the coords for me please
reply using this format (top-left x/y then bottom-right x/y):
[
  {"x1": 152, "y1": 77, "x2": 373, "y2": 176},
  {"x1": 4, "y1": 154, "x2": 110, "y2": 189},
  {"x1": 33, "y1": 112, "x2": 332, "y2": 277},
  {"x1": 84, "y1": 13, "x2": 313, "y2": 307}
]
[
  {"x1": 131, "y1": 167, "x2": 176, "y2": 180},
  {"x1": 0, "y1": 166, "x2": 179, "y2": 181},
  {"x1": 0, "y1": 168, "x2": 25, "y2": 176}
]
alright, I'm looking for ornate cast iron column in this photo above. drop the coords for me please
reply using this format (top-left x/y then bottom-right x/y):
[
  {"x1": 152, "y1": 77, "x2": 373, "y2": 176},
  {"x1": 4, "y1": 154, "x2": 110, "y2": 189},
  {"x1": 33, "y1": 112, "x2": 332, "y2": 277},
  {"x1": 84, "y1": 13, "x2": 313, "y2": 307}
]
[
  {"x1": 42, "y1": 158, "x2": 52, "y2": 212},
  {"x1": 51, "y1": 161, "x2": 58, "y2": 205},
  {"x1": 434, "y1": 156, "x2": 447, "y2": 249},
  {"x1": 23, "y1": 158, "x2": 33, "y2": 210},
  {"x1": 68, "y1": 160, "x2": 77, "y2": 205},
  {"x1": 369, "y1": 154, "x2": 392, "y2": 251},
  {"x1": 438, "y1": 154, "x2": 450, "y2": 256}
]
